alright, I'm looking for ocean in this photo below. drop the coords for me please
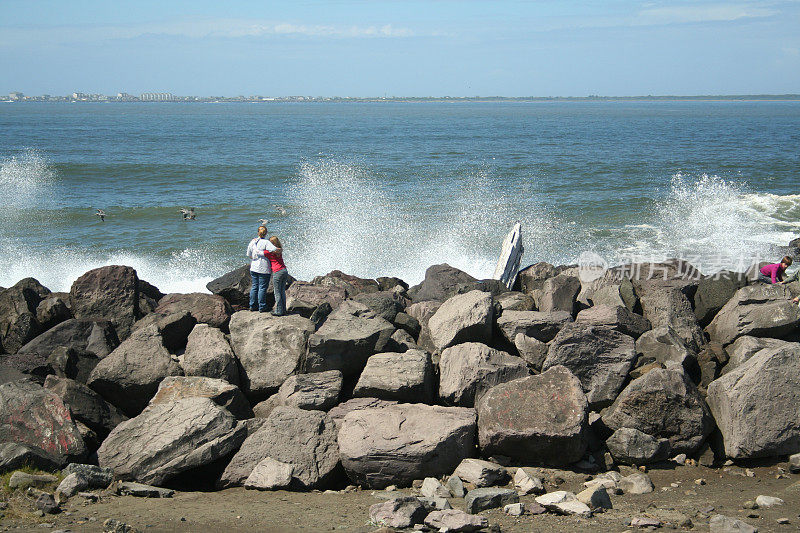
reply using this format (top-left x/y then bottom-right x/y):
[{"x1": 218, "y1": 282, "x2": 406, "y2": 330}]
[{"x1": 1, "y1": 101, "x2": 799, "y2": 293}]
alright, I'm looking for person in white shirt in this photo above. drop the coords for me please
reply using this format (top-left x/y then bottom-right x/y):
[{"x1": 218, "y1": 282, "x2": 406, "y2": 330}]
[{"x1": 246, "y1": 225, "x2": 279, "y2": 312}]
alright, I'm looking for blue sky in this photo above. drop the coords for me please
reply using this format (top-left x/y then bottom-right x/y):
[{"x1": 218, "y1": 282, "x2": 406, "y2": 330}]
[{"x1": 1, "y1": 1, "x2": 799, "y2": 96}]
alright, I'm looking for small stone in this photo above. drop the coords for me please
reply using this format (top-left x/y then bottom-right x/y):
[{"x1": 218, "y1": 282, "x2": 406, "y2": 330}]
[
  {"x1": 639, "y1": 465, "x2": 647, "y2": 472},
  {"x1": 789, "y1": 453, "x2": 800, "y2": 474},
  {"x1": 8, "y1": 471, "x2": 58, "y2": 490},
  {"x1": 755, "y1": 495, "x2": 784, "y2": 508},
  {"x1": 576, "y1": 486, "x2": 612, "y2": 510},
  {"x1": 465, "y1": 487, "x2": 518, "y2": 514},
  {"x1": 777, "y1": 518, "x2": 790, "y2": 524},
  {"x1": 385, "y1": 485, "x2": 396, "y2": 492},
  {"x1": 670, "y1": 483, "x2": 680, "y2": 488},
  {"x1": 513, "y1": 468, "x2": 544, "y2": 495},
  {"x1": 527, "y1": 502, "x2": 547, "y2": 515},
  {"x1": 694, "y1": 478, "x2": 706, "y2": 485},
  {"x1": 116, "y1": 482, "x2": 174, "y2": 498},
  {"x1": 745, "y1": 469, "x2": 755, "y2": 478},
  {"x1": 709, "y1": 514, "x2": 757, "y2": 533},
  {"x1": 420, "y1": 477, "x2": 451, "y2": 499},
  {"x1": 504, "y1": 502, "x2": 525, "y2": 516},
  {"x1": 418, "y1": 496, "x2": 451, "y2": 511},
  {"x1": 445, "y1": 475, "x2": 465, "y2": 498},
  {"x1": 424, "y1": 509, "x2": 488, "y2": 532},
  {"x1": 452, "y1": 458, "x2": 507, "y2": 488},
  {"x1": 747, "y1": 512, "x2": 760, "y2": 519},
  {"x1": 631, "y1": 517, "x2": 662, "y2": 528},
  {"x1": 671, "y1": 454, "x2": 687, "y2": 465},
  {"x1": 684, "y1": 490, "x2": 697, "y2": 496},
  {"x1": 102, "y1": 518, "x2": 138, "y2": 532},
  {"x1": 619, "y1": 473, "x2": 655, "y2": 494}
]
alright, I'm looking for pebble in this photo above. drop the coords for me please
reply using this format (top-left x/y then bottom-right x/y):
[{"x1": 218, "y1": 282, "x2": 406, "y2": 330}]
[
  {"x1": 630, "y1": 516, "x2": 661, "y2": 528},
  {"x1": 384, "y1": 485, "x2": 396, "y2": 492},
  {"x1": 755, "y1": 495, "x2": 784, "y2": 508},
  {"x1": 694, "y1": 478, "x2": 706, "y2": 485},
  {"x1": 742, "y1": 500, "x2": 757, "y2": 509},
  {"x1": 671, "y1": 454, "x2": 687, "y2": 465},
  {"x1": 777, "y1": 518, "x2": 790, "y2": 524},
  {"x1": 745, "y1": 469, "x2": 755, "y2": 477}
]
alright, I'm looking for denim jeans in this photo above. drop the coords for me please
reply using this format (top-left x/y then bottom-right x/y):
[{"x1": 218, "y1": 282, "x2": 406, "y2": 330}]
[
  {"x1": 249, "y1": 271, "x2": 271, "y2": 311},
  {"x1": 272, "y1": 268, "x2": 288, "y2": 315}
]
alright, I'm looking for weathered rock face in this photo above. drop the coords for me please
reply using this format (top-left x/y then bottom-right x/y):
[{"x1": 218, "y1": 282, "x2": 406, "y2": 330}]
[
  {"x1": 36, "y1": 295, "x2": 72, "y2": 331},
  {"x1": 155, "y1": 293, "x2": 232, "y2": 331},
  {"x1": 244, "y1": 457, "x2": 294, "y2": 490},
  {"x1": 70, "y1": 265, "x2": 140, "y2": 340},
  {"x1": 149, "y1": 376, "x2": 253, "y2": 419},
  {"x1": 635, "y1": 325, "x2": 697, "y2": 372},
  {"x1": 312, "y1": 270, "x2": 380, "y2": 298},
  {"x1": 353, "y1": 350, "x2": 434, "y2": 403},
  {"x1": 635, "y1": 280, "x2": 705, "y2": 351},
  {"x1": 98, "y1": 397, "x2": 247, "y2": 486},
  {"x1": 305, "y1": 311, "x2": 395, "y2": 378},
  {"x1": 0, "y1": 442, "x2": 62, "y2": 472},
  {"x1": 707, "y1": 342, "x2": 800, "y2": 459},
  {"x1": 228, "y1": 312, "x2": 315, "y2": 400},
  {"x1": 0, "y1": 380, "x2": 86, "y2": 466},
  {"x1": 706, "y1": 284, "x2": 800, "y2": 345},
  {"x1": 18, "y1": 318, "x2": 119, "y2": 360},
  {"x1": 406, "y1": 301, "x2": 442, "y2": 352},
  {"x1": 131, "y1": 311, "x2": 196, "y2": 353},
  {"x1": 539, "y1": 274, "x2": 581, "y2": 314},
  {"x1": 353, "y1": 291, "x2": 405, "y2": 322},
  {"x1": 86, "y1": 325, "x2": 183, "y2": 417},
  {"x1": 495, "y1": 291, "x2": 536, "y2": 312},
  {"x1": 407, "y1": 264, "x2": 478, "y2": 303},
  {"x1": 543, "y1": 324, "x2": 637, "y2": 408},
  {"x1": 517, "y1": 262, "x2": 558, "y2": 295},
  {"x1": 586, "y1": 279, "x2": 638, "y2": 312},
  {"x1": 575, "y1": 305, "x2": 651, "y2": 339},
  {"x1": 428, "y1": 291, "x2": 493, "y2": 351},
  {"x1": 274, "y1": 370, "x2": 343, "y2": 411},
  {"x1": 496, "y1": 310, "x2": 573, "y2": 343},
  {"x1": 513, "y1": 334, "x2": 549, "y2": 370},
  {"x1": 452, "y1": 458, "x2": 507, "y2": 488},
  {"x1": 220, "y1": 406, "x2": 340, "y2": 489},
  {"x1": 693, "y1": 271, "x2": 748, "y2": 326},
  {"x1": 181, "y1": 324, "x2": 239, "y2": 385},
  {"x1": 0, "y1": 351, "x2": 53, "y2": 384},
  {"x1": 206, "y1": 265, "x2": 254, "y2": 308},
  {"x1": 43, "y1": 375, "x2": 128, "y2": 439},
  {"x1": 476, "y1": 366, "x2": 589, "y2": 465},
  {"x1": 723, "y1": 335, "x2": 790, "y2": 374},
  {"x1": 338, "y1": 403, "x2": 477, "y2": 488},
  {"x1": 606, "y1": 427, "x2": 671, "y2": 465},
  {"x1": 0, "y1": 278, "x2": 51, "y2": 354},
  {"x1": 438, "y1": 342, "x2": 529, "y2": 407},
  {"x1": 286, "y1": 281, "x2": 347, "y2": 314},
  {"x1": 603, "y1": 368, "x2": 713, "y2": 455}
]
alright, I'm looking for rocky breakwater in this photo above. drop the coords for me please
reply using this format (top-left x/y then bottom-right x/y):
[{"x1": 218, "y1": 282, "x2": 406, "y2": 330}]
[{"x1": 1, "y1": 256, "x2": 800, "y2": 531}]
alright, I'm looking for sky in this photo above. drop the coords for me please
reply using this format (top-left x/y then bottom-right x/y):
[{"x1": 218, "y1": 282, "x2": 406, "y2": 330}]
[{"x1": 1, "y1": 0, "x2": 799, "y2": 97}]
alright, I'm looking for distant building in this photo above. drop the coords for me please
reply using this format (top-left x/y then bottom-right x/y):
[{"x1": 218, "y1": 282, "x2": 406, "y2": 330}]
[
  {"x1": 9, "y1": 92, "x2": 23, "y2": 101},
  {"x1": 72, "y1": 92, "x2": 88, "y2": 100},
  {"x1": 140, "y1": 92, "x2": 175, "y2": 102}
]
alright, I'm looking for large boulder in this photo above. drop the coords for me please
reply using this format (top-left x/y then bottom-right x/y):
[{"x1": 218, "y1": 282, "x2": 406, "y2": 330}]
[
  {"x1": 635, "y1": 280, "x2": 705, "y2": 351},
  {"x1": 206, "y1": 265, "x2": 252, "y2": 308},
  {"x1": 131, "y1": 311, "x2": 196, "y2": 353},
  {"x1": 407, "y1": 264, "x2": 478, "y2": 303},
  {"x1": 155, "y1": 293, "x2": 232, "y2": 330},
  {"x1": 148, "y1": 376, "x2": 253, "y2": 419},
  {"x1": 517, "y1": 262, "x2": 558, "y2": 294},
  {"x1": 0, "y1": 442, "x2": 62, "y2": 472},
  {"x1": 723, "y1": 336, "x2": 790, "y2": 374},
  {"x1": 495, "y1": 291, "x2": 536, "y2": 312},
  {"x1": 0, "y1": 380, "x2": 86, "y2": 466},
  {"x1": 603, "y1": 368, "x2": 713, "y2": 456},
  {"x1": 70, "y1": 266, "x2": 140, "y2": 340},
  {"x1": 273, "y1": 370, "x2": 343, "y2": 411},
  {"x1": 693, "y1": 271, "x2": 748, "y2": 326},
  {"x1": 706, "y1": 284, "x2": 800, "y2": 346},
  {"x1": 86, "y1": 325, "x2": 183, "y2": 416},
  {"x1": 305, "y1": 311, "x2": 395, "y2": 378},
  {"x1": 286, "y1": 281, "x2": 347, "y2": 314},
  {"x1": 43, "y1": 375, "x2": 128, "y2": 439},
  {"x1": 229, "y1": 312, "x2": 315, "y2": 400},
  {"x1": 438, "y1": 342, "x2": 529, "y2": 407},
  {"x1": 0, "y1": 278, "x2": 50, "y2": 353},
  {"x1": 586, "y1": 279, "x2": 638, "y2": 312},
  {"x1": 539, "y1": 274, "x2": 581, "y2": 314},
  {"x1": 406, "y1": 301, "x2": 442, "y2": 352},
  {"x1": 311, "y1": 270, "x2": 379, "y2": 298},
  {"x1": 428, "y1": 291, "x2": 493, "y2": 351},
  {"x1": 353, "y1": 350, "x2": 434, "y2": 403},
  {"x1": 35, "y1": 294, "x2": 72, "y2": 331},
  {"x1": 707, "y1": 342, "x2": 800, "y2": 459},
  {"x1": 575, "y1": 305, "x2": 651, "y2": 339},
  {"x1": 635, "y1": 325, "x2": 697, "y2": 372},
  {"x1": 219, "y1": 406, "x2": 340, "y2": 489},
  {"x1": 338, "y1": 403, "x2": 476, "y2": 488},
  {"x1": 18, "y1": 318, "x2": 119, "y2": 360},
  {"x1": 496, "y1": 310, "x2": 573, "y2": 343},
  {"x1": 353, "y1": 291, "x2": 405, "y2": 322},
  {"x1": 513, "y1": 333, "x2": 549, "y2": 370},
  {"x1": 476, "y1": 366, "x2": 589, "y2": 465},
  {"x1": 542, "y1": 323, "x2": 637, "y2": 408},
  {"x1": 606, "y1": 427, "x2": 671, "y2": 465},
  {"x1": 181, "y1": 324, "x2": 239, "y2": 385},
  {"x1": 98, "y1": 397, "x2": 247, "y2": 486}
]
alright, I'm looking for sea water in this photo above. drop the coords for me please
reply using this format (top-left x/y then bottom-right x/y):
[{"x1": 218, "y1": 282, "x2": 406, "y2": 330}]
[{"x1": 1, "y1": 101, "x2": 799, "y2": 293}]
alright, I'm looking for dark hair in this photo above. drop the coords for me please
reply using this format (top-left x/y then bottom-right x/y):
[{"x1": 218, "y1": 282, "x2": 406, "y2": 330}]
[{"x1": 782, "y1": 256, "x2": 793, "y2": 266}]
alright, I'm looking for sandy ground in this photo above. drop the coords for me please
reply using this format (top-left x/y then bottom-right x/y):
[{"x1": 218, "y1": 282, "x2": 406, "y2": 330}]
[{"x1": 2, "y1": 462, "x2": 800, "y2": 532}]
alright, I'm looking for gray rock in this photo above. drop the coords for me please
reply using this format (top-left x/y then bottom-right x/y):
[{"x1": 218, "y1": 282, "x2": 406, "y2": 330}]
[
  {"x1": 116, "y1": 481, "x2": 174, "y2": 498},
  {"x1": 148, "y1": 376, "x2": 253, "y2": 419},
  {"x1": 311, "y1": 270, "x2": 379, "y2": 298},
  {"x1": 0, "y1": 442, "x2": 61, "y2": 472},
  {"x1": 535, "y1": 491, "x2": 591, "y2": 516},
  {"x1": 0, "y1": 362, "x2": 28, "y2": 385},
  {"x1": 55, "y1": 473, "x2": 88, "y2": 501},
  {"x1": 576, "y1": 485, "x2": 612, "y2": 510},
  {"x1": 406, "y1": 300, "x2": 442, "y2": 353},
  {"x1": 0, "y1": 278, "x2": 50, "y2": 354},
  {"x1": 305, "y1": 310, "x2": 395, "y2": 378},
  {"x1": 439, "y1": 342, "x2": 528, "y2": 407},
  {"x1": 97, "y1": 397, "x2": 247, "y2": 486},
  {"x1": 8, "y1": 471, "x2": 58, "y2": 489},
  {"x1": 707, "y1": 342, "x2": 800, "y2": 459},
  {"x1": 514, "y1": 468, "x2": 544, "y2": 494},
  {"x1": 35, "y1": 294, "x2": 71, "y2": 331},
  {"x1": 44, "y1": 375, "x2": 128, "y2": 438},
  {"x1": 424, "y1": 509, "x2": 488, "y2": 532},
  {"x1": 789, "y1": 452, "x2": 800, "y2": 474},
  {"x1": 70, "y1": 265, "x2": 140, "y2": 341},
  {"x1": 389, "y1": 328, "x2": 418, "y2": 351},
  {"x1": 452, "y1": 458, "x2": 507, "y2": 488},
  {"x1": 35, "y1": 492, "x2": 60, "y2": 514},
  {"x1": 418, "y1": 496, "x2": 452, "y2": 510},
  {"x1": 635, "y1": 325, "x2": 697, "y2": 371},
  {"x1": 618, "y1": 472, "x2": 654, "y2": 494},
  {"x1": 407, "y1": 264, "x2": 479, "y2": 303},
  {"x1": 587, "y1": 279, "x2": 638, "y2": 312},
  {"x1": 428, "y1": 290, "x2": 493, "y2": 351},
  {"x1": 603, "y1": 367, "x2": 713, "y2": 455},
  {"x1": 244, "y1": 457, "x2": 294, "y2": 490},
  {"x1": 18, "y1": 318, "x2": 119, "y2": 361},
  {"x1": 576, "y1": 304, "x2": 651, "y2": 338},
  {"x1": 86, "y1": 325, "x2": 182, "y2": 417},
  {"x1": 275, "y1": 370, "x2": 343, "y2": 411},
  {"x1": 328, "y1": 397, "x2": 397, "y2": 429},
  {"x1": 606, "y1": 427, "x2": 671, "y2": 464},
  {"x1": 369, "y1": 497, "x2": 427, "y2": 529},
  {"x1": 353, "y1": 350, "x2": 433, "y2": 403},
  {"x1": 694, "y1": 271, "x2": 748, "y2": 326},
  {"x1": 754, "y1": 495, "x2": 783, "y2": 508},
  {"x1": 338, "y1": 402, "x2": 476, "y2": 489},
  {"x1": 539, "y1": 274, "x2": 581, "y2": 314},
  {"x1": 353, "y1": 291, "x2": 404, "y2": 322},
  {"x1": 155, "y1": 292, "x2": 232, "y2": 330},
  {"x1": 513, "y1": 333, "x2": 549, "y2": 370},
  {"x1": 504, "y1": 502, "x2": 525, "y2": 516},
  {"x1": 0, "y1": 380, "x2": 86, "y2": 466},
  {"x1": 62, "y1": 464, "x2": 114, "y2": 488},
  {"x1": 635, "y1": 280, "x2": 705, "y2": 351},
  {"x1": 420, "y1": 477, "x2": 451, "y2": 498},
  {"x1": 724, "y1": 336, "x2": 790, "y2": 374},
  {"x1": 706, "y1": 284, "x2": 800, "y2": 345},
  {"x1": 465, "y1": 487, "x2": 518, "y2": 513},
  {"x1": 709, "y1": 514, "x2": 758, "y2": 533},
  {"x1": 446, "y1": 474, "x2": 465, "y2": 497},
  {"x1": 543, "y1": 323, "x2": 637, "y2": 408},
  {"x1": 497, "y1": 310, "x2": 573, "y2": 343},
  {"x1": 496, "y1": 291, "x2": 536, "y2": 312},
  {"x1": 219, "y1": 406, "x2": 340, "y2": 489},
  {"x1": 131, "y1": 311, "x2": 196, "y2": 353},
  {"x1": 102, "y1": 518, "x2": 139, "y2": 532},
  {"x1": 181, "y1": 324, "x2": 239, "y2": 385},
  {"x1": 392, "y1": 312, "x2": 421, "y2": 339},
  {"x1": 476, "y1": 366, "x2": 589, "y2": 465},
  {"x1": 229, "y1": 312, "x2": 315, "y2": 400}
]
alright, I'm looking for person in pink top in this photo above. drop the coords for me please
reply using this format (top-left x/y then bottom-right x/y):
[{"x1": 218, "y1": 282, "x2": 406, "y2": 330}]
[
  {"x1": 262, "y1": 235, "x2": 289, "y2": 316},
  {"x1": 758, "y1": 256, "x2": 792, "y2": 284}
]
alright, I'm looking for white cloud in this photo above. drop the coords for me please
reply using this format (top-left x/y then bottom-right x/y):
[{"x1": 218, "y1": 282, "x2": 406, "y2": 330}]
[{"x1": 637, "y1": 4, "x2": 777, "y2": 25}]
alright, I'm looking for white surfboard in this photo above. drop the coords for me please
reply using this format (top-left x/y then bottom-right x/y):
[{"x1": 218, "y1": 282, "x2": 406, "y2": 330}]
[{"x1": 493, "y1": 223, "x2": 524, "y2": 289}]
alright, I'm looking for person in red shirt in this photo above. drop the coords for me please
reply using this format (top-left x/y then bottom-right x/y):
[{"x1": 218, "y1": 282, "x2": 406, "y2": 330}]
[
  {"x1": 262, "y1": 235, "x2": 289, "y2": 316},
  {"x1": 758, "y1": 256, "x2": 792, "y2": 284}
]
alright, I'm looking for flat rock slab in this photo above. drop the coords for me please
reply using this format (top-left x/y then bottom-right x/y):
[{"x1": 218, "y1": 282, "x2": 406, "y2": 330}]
[
  {"x1": 149, "y1": 375, "x2": 253, "y2": 419},
  {"x1": 62, "y1": 464, "x2": 114, "y2": 489},
  {"x1": 496, "y1": 310, "x2": 573, "y2": 343},
  {"x1": 353, "y1": 350, "x2": 433, "y2": 403},
  {"x1": 424, "y1": 509, "x2": 488, "y2": 532},
  {"x1": 465, "y1": 487, "x2": 518, "y2": 513},
  {"x1": 709, "y1": 514, "x2": 758, "y2": 533},
  {"x1": 8, "y1": 471, "x2": 58, "y2": 489},
  {"x1": 116, "y1": 481, "x2": 174, "y2": 498}
]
